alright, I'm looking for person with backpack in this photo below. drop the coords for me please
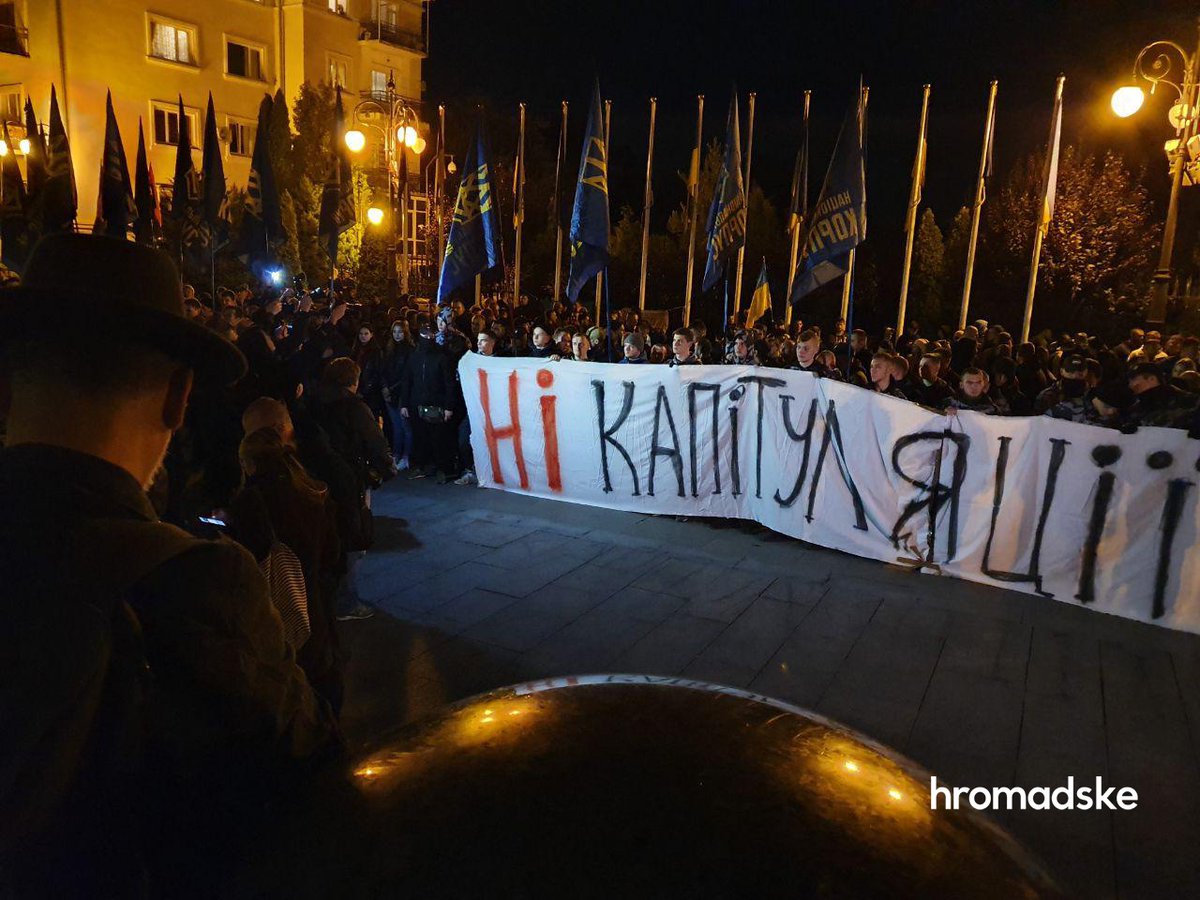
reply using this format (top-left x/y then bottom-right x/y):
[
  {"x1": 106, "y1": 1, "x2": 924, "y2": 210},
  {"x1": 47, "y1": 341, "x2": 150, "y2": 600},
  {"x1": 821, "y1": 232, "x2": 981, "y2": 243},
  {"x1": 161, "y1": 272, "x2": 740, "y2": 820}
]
[{"x1": 0, "y1": 235, "x2": 338, "y2": 896}]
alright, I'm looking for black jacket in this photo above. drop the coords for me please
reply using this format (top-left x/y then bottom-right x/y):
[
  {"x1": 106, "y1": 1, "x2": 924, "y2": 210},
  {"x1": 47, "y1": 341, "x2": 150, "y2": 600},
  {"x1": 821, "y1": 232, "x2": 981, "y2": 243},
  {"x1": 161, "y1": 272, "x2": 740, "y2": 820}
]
[
  {"x1": 0, "y1": 445, "x2": 336, "y2": 895},
  {"x1": 314, "y1": 386, "x2": 394, "y2": 490},
  {"x1": 380, "y1": 341, "x2": 412, "y2": 408},
  {"x1": 401, "y1": 339, "x2": 458, "y2": 412}
]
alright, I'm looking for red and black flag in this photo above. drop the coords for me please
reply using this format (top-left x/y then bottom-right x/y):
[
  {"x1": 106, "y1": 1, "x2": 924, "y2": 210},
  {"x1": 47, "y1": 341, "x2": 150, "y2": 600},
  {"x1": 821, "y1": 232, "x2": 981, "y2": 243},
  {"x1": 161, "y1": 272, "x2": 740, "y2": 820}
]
[{"x1": 133, "y1": 118, "x2": 161, "y2": 246}]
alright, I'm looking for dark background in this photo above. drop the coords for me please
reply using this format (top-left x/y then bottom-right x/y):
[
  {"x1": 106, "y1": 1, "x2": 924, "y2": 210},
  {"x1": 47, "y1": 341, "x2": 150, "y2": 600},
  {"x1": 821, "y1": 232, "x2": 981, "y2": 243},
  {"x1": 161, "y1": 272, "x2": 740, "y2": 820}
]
[{"x1": 425, "y1": 0, "x2": 1199, "y2": 322}]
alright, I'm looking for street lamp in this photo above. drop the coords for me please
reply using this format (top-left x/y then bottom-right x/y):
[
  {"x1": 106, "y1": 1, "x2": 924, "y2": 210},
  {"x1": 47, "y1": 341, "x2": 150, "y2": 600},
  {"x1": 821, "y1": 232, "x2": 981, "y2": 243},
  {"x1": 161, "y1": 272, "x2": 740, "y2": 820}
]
[
  {"x1": 342, "y1": 70, "x2": 425, "y2": 297},
  {"x1": 1112, "y1": 19, "x2": 1200, "y2": 324}
]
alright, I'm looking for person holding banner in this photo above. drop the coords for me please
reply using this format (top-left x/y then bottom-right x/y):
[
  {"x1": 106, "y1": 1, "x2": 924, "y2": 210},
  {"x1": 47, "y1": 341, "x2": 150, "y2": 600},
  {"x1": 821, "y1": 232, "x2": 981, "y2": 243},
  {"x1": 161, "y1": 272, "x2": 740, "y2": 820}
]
[{"x1": 668, "y1": 328, "x2": 701, "y2": 367}]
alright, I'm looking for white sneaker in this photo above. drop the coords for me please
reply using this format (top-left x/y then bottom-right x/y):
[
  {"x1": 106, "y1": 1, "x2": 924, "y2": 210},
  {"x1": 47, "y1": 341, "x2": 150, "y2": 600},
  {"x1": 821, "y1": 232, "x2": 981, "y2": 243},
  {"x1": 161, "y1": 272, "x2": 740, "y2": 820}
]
[
  {"x1": 395, "y1": 456, "x2": 410, "y2": 470},
  {"x1": 454, "y1": 470, "x2": 477, "y2": 486}
]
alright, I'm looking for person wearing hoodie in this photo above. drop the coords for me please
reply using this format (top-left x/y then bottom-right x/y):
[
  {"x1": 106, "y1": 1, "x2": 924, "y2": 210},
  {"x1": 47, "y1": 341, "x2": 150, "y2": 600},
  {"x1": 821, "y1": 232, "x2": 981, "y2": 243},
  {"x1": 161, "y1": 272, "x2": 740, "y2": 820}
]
[{"x1": 380, "y1": 319, "x2": 413, "y2": 469}]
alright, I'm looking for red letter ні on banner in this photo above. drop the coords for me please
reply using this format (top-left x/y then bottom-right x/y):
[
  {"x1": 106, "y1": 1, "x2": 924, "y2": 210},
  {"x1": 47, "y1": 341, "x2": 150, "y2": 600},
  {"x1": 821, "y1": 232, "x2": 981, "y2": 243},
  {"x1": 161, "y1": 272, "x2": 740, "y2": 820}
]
[{"x1": 478, "y1": 369, "x2": 529, "y2": 489}]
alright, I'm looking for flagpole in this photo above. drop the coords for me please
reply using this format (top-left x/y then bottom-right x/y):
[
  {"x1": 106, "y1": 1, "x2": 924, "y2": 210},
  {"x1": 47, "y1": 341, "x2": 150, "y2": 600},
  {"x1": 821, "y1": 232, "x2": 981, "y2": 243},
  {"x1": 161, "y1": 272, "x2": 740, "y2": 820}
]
[
  {"x1": 959, "y1": 80, "x2": 997, "y2": 331},
  {"x1": 436, "y1": 103, "x2": 446, "y2": 272},
  {"x1": 1021, "y1": 75, "x2": 1065, "y2": 344},
  {"x1": 896, "y1": 83, "x2": 931, "y2": 337},
  {"x1": 732, "y1": 91, "x2": 756, "y2": 317},
  {"x1": 475, "y1": 272, "x2": 482, "y2": 306},
  {"x1": 683, "y1": 94, "x2": 704, "y2": 327},
  {"x1": 839, "y1": 85, "x2": 868, "y2": 326},
  {"x1": 637, "y1": 96, "x2": 657, "y2": 312},
  {"x1": 594, "y1": 98, "x2": 611, "y2": 327},
  {"x1": 553, "y1": 100, "x2": 568, "y2": 303},
  {"x1": 513, "y1": 102, "x2": 525, "y2": 311},
  {"x1": 785, "y1": 90, "x2": 810, "y2": 328}
]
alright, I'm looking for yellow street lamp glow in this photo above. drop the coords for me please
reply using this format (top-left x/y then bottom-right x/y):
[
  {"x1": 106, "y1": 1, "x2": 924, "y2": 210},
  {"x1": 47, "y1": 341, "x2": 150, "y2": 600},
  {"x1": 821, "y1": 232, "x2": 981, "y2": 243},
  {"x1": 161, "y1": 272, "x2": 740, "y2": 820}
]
[
  {"x1": 401, "y1": 125, "x2": 418, "y2": 148},
  {"x1": 447, "y1": 159, "x2": 457, "y2": 175},
  {"x1": 1111, "y1": 85, "x2": 1145, "y2": 118},
  {"x1": 1168, "y1": 102, "x2": 1196, "y2": 131},
  {"x1": 0, "y1": 140, "x2": 8, "y2": 157},
  {"x1": 344, "y1": 129, "x2": 366, "y2": 153},
  {"x1": 411, "y1": 135, "x2": 427, "y2": 155},
  {"x1": 18, "y1": 138, "x2": 30, "y2": 155},
  {"x1": 366, "y1": 206, "x2": 385, "y2": 226}
]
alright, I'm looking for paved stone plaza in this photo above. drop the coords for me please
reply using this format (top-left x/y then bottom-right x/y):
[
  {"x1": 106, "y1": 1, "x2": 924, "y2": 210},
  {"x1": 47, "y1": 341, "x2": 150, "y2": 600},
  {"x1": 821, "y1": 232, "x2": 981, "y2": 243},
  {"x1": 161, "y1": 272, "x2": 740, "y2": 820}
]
[{"x1": 339, "y1": 478, "x2": 1200, "y2": 900}]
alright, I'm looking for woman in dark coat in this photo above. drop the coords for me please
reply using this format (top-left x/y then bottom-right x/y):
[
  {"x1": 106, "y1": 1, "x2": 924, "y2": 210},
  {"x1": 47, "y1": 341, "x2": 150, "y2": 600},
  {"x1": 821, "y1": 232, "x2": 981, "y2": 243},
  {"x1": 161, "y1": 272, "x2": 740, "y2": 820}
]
[
  {"x1": 226, "y1": 428, "x2": 344, "y2": 714},
  {"x1": 400, "y1": 324, "x2": 459, "y2": 481},
  {"x1": 380, "y1": 319, "x2": 413, "y2": 467}
]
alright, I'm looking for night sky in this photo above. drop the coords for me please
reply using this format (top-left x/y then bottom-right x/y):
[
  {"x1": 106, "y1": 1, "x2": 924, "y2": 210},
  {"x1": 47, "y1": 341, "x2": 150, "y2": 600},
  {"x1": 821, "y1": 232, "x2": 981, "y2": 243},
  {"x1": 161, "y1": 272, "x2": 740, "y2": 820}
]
[{"x1": 426, "y1": 0, "x2": 1197, "y2": 295}]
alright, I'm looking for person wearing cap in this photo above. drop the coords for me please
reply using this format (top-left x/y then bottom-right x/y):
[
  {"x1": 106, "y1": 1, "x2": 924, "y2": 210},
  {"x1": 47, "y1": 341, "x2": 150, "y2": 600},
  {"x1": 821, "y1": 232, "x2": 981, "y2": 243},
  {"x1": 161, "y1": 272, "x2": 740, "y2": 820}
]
[
  {"x1": 1035, "y1": 353, "x2": 1088, "y2": 415},
  {"x1": 1127, "y1": 362, "x2": 1196, "y2": 428},
  {"x1": 1127, "y1": 330, "x2": 1166, "y2": 366},
  {"x1": 620, "y1": 331, "x2": 649, "y2": 364},
  {"x1": 0, "y1": 235, "x2": 337, "y2": 894}
]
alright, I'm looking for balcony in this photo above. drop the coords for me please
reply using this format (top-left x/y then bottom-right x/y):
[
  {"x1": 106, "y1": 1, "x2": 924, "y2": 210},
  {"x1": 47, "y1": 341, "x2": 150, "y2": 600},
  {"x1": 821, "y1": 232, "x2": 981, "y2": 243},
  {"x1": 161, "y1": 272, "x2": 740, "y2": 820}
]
[
  {"x1": 359, "y1": 19, "x2": 426, "y2": 55},
  {"x1": 0, "y1": 24, "x2": 29, "y2": 57},
  {"x1": 357, "y1": 90, "x2": 423, "y2": 113}
]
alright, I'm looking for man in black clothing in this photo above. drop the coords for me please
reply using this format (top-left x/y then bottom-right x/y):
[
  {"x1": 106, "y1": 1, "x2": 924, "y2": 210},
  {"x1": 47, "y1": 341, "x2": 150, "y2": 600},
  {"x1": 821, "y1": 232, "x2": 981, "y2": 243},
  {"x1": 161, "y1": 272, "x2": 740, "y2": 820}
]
[
  {"x1": 0, "y1": 235, "x2": 336, "y2": 896},
  {"x1": 868, "y1": 352, "x2": 907, "y2": 399},
  {"x1": 906, "y1": 351, "x2": 955, "y2": 409},
  {"x1": 1127, "y1": 363, "x2": 1196, "y2": 428},
  {"x1": 400, "y1": 324, "x2": 460, "y2": 480},
  {"x1": 791, "y1": 329, "x2": 832, "y2": 377},
  {"x1": 668, "y1": 327, "x2": 701, "y2": 366}
]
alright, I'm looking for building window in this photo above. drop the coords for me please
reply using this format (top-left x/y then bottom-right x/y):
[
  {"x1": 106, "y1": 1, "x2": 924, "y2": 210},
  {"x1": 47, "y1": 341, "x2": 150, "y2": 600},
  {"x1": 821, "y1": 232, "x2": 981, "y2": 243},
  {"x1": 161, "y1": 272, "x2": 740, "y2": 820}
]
[
  {"x1": 0, "y1": 84, "x2": 21, "y2": 123},
  {"x1": 371, "y1": 70, "x2": 388, "y2": 96},
  {"x1": 0, "y1": 3, "x2": 27, "y2": 57},
  {"x1": 151, "y1": 102, "x2": 199, "y2": 147},
  {"x1": 228, "y1": 120, "x2": 255, "y2": 157},
  {"x1": 149, "y1": 18, "x2": 196, "y2": 65},
  {"x1": 225, "y1": 39, "x2": 265, "y2": 81},
  {"x1": 327, "y1": 0, "x2": 346, "y2": 14},
  {"x1": 328, "y1": 55, "x2": 348, "y2": 89}
]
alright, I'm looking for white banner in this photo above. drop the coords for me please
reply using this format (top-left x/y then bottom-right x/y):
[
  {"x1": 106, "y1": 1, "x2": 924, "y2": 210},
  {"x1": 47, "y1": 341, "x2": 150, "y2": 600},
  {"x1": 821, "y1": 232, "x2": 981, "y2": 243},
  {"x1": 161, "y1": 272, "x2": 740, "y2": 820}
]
[{"x1": 460, "y1": 355, "x2": 1200, "y2": 634}]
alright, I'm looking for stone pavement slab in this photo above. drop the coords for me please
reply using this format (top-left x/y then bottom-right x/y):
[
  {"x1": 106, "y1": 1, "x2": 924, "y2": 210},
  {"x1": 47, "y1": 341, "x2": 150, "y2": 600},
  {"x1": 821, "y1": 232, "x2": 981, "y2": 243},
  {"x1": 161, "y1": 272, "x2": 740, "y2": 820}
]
[{"x1": 341, "y1": 477, "x2": 1200, "y2": 900}]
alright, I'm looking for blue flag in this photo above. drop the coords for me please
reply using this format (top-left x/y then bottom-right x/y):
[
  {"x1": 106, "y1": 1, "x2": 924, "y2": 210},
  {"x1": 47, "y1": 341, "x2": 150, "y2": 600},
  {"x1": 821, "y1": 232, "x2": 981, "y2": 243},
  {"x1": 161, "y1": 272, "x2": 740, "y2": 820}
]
[
  {"x1": 437, "y1": 120, "x2": 504, "y2": 303},
  {"x1": 566, "y1": 80, "x2": 609, "y2": 302},
  {"x1": 201, "y1": 93, "x2": 229, "y2": 250},
  {"x1": 95, "y1": 91, "x2": 136, "y2": 239},
  {"x1": 319, "y1": 86, "x2": 356, "y2": 264},
  {"x1": 789, "y1": 92, "x2": 866, "y2": 305},
  {"x1": 702, "y1": 94, "x2": 746, "y2": 293},
  {"x1": 171, "y1": 95, "x2": 206, "y2": 266},
  {"x1": 237, "y1": 93, "x2": 282, "y2": 271}
]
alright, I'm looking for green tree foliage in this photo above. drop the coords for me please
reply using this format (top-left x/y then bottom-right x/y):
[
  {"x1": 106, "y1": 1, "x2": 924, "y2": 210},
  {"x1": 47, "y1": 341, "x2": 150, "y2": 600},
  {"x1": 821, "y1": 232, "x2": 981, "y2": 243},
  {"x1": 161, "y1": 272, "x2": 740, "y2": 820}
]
[
  {"x1": 980, "y1": 147, "x2": 1158, "y2": 330},
  {"x1": 911, "y1": 208, "x2": 945, "y2": 331},
  {"x1": 941, "y1": 205, "x2": 971, "y2": 310}
]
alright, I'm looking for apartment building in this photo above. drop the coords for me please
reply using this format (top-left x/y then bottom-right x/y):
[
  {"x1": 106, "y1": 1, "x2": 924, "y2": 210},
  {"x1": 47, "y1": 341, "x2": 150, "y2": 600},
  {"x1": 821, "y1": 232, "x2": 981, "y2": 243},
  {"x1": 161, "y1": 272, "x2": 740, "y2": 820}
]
[{"x1": 0, "y1": 0, "x2": 427, "y2": 226}]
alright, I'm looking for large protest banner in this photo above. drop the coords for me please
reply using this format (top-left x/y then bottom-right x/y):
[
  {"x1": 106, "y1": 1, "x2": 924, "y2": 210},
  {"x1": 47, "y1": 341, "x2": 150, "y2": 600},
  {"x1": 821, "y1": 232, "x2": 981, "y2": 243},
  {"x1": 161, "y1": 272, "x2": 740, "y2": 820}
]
[{"x1": 460, "y1": 355, "x2": 1200, "y2": 634}]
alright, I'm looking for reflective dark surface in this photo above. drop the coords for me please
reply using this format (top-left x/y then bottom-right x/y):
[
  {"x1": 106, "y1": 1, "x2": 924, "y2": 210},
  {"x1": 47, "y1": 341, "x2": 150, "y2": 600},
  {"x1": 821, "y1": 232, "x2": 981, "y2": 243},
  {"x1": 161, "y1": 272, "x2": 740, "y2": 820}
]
[{"x1": 258, "y1": 676, "x2": 1065, "y2": 898}]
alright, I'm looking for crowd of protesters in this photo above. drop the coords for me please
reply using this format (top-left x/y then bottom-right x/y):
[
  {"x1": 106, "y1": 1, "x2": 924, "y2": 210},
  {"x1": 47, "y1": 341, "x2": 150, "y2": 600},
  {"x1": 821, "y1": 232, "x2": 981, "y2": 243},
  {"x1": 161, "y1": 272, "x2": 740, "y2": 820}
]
[
  {"x1": 5, "y1": 231, "x2": 1200, "y2": 895},
  {"x1": 173, "y1": 282, "x2": 1200, "y2": 505}
]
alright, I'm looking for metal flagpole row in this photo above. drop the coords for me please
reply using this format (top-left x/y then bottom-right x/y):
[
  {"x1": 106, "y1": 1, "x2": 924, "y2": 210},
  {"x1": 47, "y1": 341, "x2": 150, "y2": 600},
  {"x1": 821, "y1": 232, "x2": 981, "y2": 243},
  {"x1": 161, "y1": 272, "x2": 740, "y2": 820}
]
[
  {"x1": 682, "y1": 94, "x2": 704, "y2": 327},
  {"x1": 637, "y1": 97, "x2": 657, "y2": 312}
]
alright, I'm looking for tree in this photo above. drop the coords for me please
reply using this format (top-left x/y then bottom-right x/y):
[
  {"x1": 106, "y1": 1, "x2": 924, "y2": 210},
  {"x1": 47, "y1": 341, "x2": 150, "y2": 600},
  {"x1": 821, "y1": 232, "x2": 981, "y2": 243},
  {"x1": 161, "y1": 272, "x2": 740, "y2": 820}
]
[
  {"x1": 911, "y1": 208, "x2": 946, "y2": 331},
  {"x1": 980, "y1": 147, "x2": 1158, "y2": 331},
  {"x1": 941, "y1": 205, "x2": 971, "y2": 313}
]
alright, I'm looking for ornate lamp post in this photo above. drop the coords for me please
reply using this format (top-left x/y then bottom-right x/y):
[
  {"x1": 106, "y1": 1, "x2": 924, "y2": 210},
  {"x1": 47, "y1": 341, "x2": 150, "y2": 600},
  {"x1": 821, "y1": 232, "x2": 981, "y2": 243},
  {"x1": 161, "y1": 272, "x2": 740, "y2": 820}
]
[
  {"x1": 343, "y1": 71, "x2": 425, "y2": 296},
  {"x1": 1111, "y1": 19, "x2": 1200, "y2": 324}
]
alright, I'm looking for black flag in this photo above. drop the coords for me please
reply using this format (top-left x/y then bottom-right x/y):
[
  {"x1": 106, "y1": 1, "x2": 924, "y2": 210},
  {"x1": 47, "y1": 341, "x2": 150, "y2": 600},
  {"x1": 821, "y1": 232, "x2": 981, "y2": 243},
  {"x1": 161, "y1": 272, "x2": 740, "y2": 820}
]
[{"x1": 318, "y1": 86, "x2": 356, "y2": 264}]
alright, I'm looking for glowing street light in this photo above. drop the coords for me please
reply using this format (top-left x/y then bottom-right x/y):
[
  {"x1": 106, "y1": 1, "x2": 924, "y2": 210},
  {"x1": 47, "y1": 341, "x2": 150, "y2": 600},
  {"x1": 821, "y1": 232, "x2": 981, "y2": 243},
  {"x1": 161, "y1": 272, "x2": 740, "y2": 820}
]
[
  {"x1": 1111, "y1": 84, "x2": 1145, "y2": 118},
  {"x1": 367, "y1": 206, "x2": 385, "y2": 226},
  {"x1": 1112, "y1": 22, "x2": 1200, "y2": 324},
  {"x1": 0, "y1": 140, "x2": 8, "y2": 157},
  {"x1": 401, "y1": 125, "x2": 418, "y2": 148},
  {"x1": 17, "y1": 137, "x2": 30, "y2": 155},
  {"x1": 344, "y1": 129, "x2": 366, "y2": 153},
  {"x1": 411, "y1": 135, "x2": 427, "y2": 154}
]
